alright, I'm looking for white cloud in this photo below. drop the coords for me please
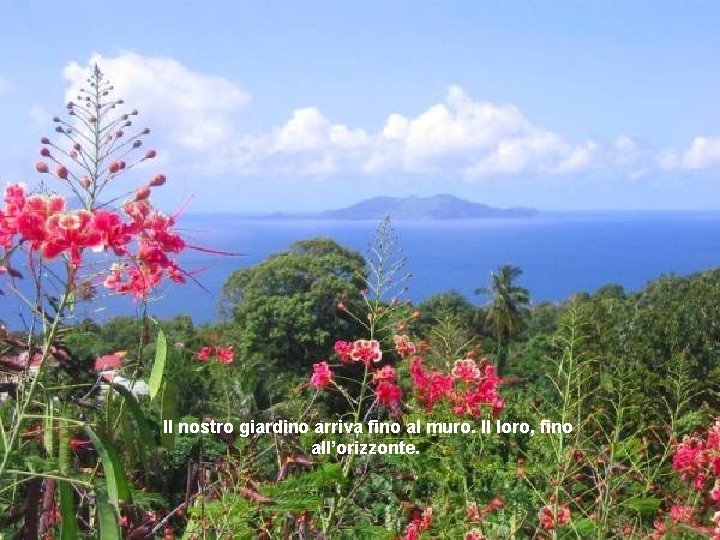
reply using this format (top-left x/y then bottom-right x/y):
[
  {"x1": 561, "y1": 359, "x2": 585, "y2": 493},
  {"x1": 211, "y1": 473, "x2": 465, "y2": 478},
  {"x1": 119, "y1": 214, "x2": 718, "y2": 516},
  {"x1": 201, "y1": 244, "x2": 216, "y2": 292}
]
[
  {"x1": 658, "y1": 137, "x2": 720, "y2": 171},
  {"x1": 62, "y1": 54, "x2": 698, "y2": 180},
  {"x1": 63, "y1": 53, "x2": 251, "y2": 152},
  {"x1": 229, "y1": 85, "x2": 600, "y2": 177}
]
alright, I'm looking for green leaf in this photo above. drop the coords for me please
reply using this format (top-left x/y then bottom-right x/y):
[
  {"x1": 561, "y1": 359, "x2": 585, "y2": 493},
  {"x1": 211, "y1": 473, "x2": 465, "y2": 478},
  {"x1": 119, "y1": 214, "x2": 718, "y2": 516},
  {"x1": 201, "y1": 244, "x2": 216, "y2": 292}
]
[
  {"x1": 160, "y1": 380, "x2": 177, "y2": 450},
  {"x1": 85, "y1": 426, "x2": 131, "y2": 506},
  {"x1": 58, "y1": 480, "x2": 78, "y2": 540},
  {"x1": 96, "y1": 486, "x2": 122, "y2": 540},
  {"x1": 622, "y1": 496, "x2": 662, "y2": 515},
  {"x1": 148, "y1": 329, "x2": 167, "y2": 401},
  {"x1": 58, "y1": 418, "x2": 70, "y2": 475},
  {"x1": 111, "y1": 383, "x2": 154, "y2": 465},
  {"x1": 43, "y1": 401, "x2": 54, "y2": 457}
]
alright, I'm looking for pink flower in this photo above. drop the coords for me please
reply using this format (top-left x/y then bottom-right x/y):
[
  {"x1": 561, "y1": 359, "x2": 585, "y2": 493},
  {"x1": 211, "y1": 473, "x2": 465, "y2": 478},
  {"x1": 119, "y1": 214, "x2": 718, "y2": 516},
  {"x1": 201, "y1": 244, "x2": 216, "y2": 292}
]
[
  {"x1": 464, "y1": 530, "x2": 486, "y2": 540},
  {"x1": 197, "y1": 346, "x2": 212, "y2": 361},
  {"x1": 351, "y1": 339, "x2": 382, "y2": 366},
  {"x1": 452, "y1": 358, "x2": 481, "y2": 381},
  {"x1": 376, "y1": 381, "x2": 402, "y2": 408},
  {"x1": 372, "y1": 365, "x2": 396, "y2": 384},
  {"x1": 310, "y1": 361, "x2": 333, "y2": 389},
  {"x1": 216, "y1": 347, "x2": 234, "y2": 365},
  {"x1": 394, "y1": 335, "x2": 416, "y2": 358},
  {"x1": 333, "y1": 340, "x2": 353, "y2": 364},
  {"x1": 466, "y1": 502, "x2": 481, "y2": 523},
  {"x1": 669, "y1": 505, "x2": 694, "y2": 524},
  {"x1": 538, "y1": 505, "x2": 570, "y2": 530}
]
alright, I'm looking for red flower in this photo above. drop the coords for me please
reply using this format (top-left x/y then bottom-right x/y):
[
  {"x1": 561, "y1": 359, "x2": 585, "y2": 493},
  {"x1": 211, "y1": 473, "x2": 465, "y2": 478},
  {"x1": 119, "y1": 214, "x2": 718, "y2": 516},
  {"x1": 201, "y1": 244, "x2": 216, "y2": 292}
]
[
  {"x1": 350, "y1": 339, "x2": 382, "y2": 366},
  {"x1": 197, "y1": 347, "x2": 212, "y2": 361},
  {"x1": 333, "y1": 340, "x2": 353, "y2": 364},
  {"x1": 669, "y1": 505, "x2": 694, "y2": 524},
  {"x1": 310, "y1": 361, "x2": 333, "y2": 389},
  {"x1": 394, "y1": 335, "x2": 416, "y2": 358},
  {"x1": 216, "y1": 347, "x2": 234, "y2": 365},
  {"x1": 538, "y1": 505, "x2": 571, "y2": 530},
  {"x1": 372, "y1": 365, "x2": 396, "y2": 384},
  {"x1": 376, "y1": 381, "x2": 402, "y2": 408}
]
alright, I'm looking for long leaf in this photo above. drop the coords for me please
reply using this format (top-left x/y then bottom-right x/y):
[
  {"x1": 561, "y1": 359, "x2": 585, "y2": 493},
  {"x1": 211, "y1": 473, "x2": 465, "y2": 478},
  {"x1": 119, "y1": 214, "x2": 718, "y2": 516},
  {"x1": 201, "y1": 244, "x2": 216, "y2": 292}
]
[
  {"x1": 86, "y1": 426, "x2": 131, "y2": 506},
  {"x1": 58, "y1": 480, "x2": 78, "y2": 540},
  {"x1": 111, "y1": 384, "x2": 154, "y2": 465},
  {"x1": 148, "y1": 329, "x2": 167, "y2": 401},
  {"x1": 160, "y1": 380, "x2": 177, "y2": 450},
  {"x1": 43, "y1": 401, "x2": 54, "y2": 457},
  {"x1": 58, "y1": 418, "x2": 70, "y2": 475},
  {"x1": 96, "y1": 486, "x2": 122, "y2": 540}
]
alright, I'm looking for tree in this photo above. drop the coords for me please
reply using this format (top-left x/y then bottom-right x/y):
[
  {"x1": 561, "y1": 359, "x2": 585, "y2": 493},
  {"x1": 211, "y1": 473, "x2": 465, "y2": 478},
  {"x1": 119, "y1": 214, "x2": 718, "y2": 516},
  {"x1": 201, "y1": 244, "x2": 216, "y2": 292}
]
[
  {"x1": 475, "y1": 264, "x2": 530, "y2": 375},
  {"x1": 220, "y1": 238, "x2": 367, "y2": 403}
]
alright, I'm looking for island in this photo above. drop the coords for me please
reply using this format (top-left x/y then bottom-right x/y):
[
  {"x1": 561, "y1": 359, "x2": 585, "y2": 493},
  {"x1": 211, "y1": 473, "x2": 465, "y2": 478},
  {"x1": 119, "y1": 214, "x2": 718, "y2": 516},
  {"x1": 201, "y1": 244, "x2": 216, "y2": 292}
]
[
  {"x1": 249, "y1": 195, "x2": 538, "y2": 221},
  {"x1": 319, "y1": 195, "x2": 537, "y2": 220}
]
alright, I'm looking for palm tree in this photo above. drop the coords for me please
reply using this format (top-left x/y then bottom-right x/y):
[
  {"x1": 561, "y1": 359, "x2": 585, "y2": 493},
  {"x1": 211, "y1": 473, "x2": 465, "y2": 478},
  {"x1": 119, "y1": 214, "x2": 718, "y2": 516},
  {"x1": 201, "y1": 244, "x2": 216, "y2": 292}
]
[{"x1": 475, "y1": 265, "x2": 530, "y2": 376}]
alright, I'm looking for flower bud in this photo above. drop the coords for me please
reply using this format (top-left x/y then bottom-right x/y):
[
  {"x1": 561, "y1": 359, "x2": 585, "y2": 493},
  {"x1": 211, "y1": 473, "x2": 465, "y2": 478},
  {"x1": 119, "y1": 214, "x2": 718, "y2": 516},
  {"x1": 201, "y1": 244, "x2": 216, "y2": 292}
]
[
  {"x1": 41, "y1": 137, "x2": 50, "y2": 144},
  {"x1": 80, "y1": 175, "x2": 91, "y2": 188},
  {"x1": 70, "y1": 150, "x2": 78, "y2": 158},
  {"x1": 36, "y1": 161, "x2": 49, "y2": 173},
  {"x1": 109, "y1": 161, "x2": 122, "y2": 174},
  {"x1": 142, "y1": 128, "x2": 150, "y2": 134},
  {"x1": 56, "y1": 165, "x2": 69, "y2": 179},
  {"x1": 135, "y1": 186, "x2": 151, "y2": 200},
  {"x1": 40, "y1": 148, "x2": 50, "y2": 157},
  {"x1": 149, "y1": 173, "x2": 166, "y2": 187},
  {"x1": 145, "y1": 149, "x2": 157, "y2": 159},
  {"x1": 115, "y1": 130, "x2": 124, "y2": 138},
  {"x1": 73, "y1": 143, "x2": 81, "y2": 151},
  {"x1": 53, "y1": 116, "x2": 60, "y2": 122},
  {"x1": 133, "y1": 140, "x2": 143, "y2": 148}
]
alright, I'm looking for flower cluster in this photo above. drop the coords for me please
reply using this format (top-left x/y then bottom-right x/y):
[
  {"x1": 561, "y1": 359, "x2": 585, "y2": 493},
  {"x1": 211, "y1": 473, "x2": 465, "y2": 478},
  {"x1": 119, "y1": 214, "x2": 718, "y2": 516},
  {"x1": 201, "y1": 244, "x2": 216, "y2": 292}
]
[
  {"x1": 310, "y1": 361, "x2": 333, "y2": 389},
  {"x1": 0, "y1": 184, "x2": 186, "y2": 298},
  {"x1": 409, "y1": 356, "x2": 504, "y2": 418},
  {"x1": 672, "y1": 419, "x2": 720, "y2": 493},
  {"x1": 312, "y1": 339, "x2": 403, "y2": 411},
  {"x1": 656, "y1": 419, "x2": 720, "y2": 539},
  {"x1": 400, "y1": 507, "x2": 432, "y2": 540},
  {"x1": 197, "y1": 346, "x2": 235, "y2": 365},
  {"x1": 538, "y1": 505, "x2": 571, "y2": 530}
]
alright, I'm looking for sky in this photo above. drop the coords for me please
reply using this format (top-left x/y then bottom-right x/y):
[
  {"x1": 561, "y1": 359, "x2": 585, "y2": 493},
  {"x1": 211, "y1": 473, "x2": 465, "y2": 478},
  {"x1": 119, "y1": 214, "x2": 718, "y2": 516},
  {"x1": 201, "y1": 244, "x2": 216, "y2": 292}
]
[{"x1": 0, "y1": 1, "x2": 719, "y2": 212}]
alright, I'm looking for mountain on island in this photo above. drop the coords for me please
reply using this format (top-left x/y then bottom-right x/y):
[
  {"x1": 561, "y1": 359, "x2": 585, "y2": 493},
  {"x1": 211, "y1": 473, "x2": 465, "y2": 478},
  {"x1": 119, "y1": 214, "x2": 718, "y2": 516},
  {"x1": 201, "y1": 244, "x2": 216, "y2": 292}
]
[{"x1": 318, "y1": 195, "x2": 538, "y2": 220}]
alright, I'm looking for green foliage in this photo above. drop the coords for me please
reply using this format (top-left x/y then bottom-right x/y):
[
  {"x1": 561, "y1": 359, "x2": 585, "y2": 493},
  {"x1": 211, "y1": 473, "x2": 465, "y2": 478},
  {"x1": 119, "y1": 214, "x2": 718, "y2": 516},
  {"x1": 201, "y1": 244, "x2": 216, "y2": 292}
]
[{"x1": 220, "y1": 238, "x2": 367, "y2": 403}]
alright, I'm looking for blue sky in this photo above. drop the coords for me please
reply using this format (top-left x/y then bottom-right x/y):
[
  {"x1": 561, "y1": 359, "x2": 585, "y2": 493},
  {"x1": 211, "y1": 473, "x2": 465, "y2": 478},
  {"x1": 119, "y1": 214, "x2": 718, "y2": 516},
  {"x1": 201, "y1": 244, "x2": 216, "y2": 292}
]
[{"x1": 0, "y1": 1, "x2": 719, "y2": 211}]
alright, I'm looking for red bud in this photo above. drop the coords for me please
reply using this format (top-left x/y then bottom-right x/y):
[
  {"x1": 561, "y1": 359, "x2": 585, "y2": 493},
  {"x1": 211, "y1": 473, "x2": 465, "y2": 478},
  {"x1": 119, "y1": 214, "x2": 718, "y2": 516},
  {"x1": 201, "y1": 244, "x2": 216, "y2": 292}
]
[
  {"x1": 149, "y1": 174, "x2": 166, "y2": 187},
  {"x1": 40, "y1": 148, "x2": 50, "y2": 157},
  {"x1": 135, "y1": 186, "x2": 151, "y2": 200},
  {"x1": 36, "y1": 161, "x2": 49, "y2": 173},
  {"x1": 56, "y1": 165, "x2": 68, "y2": 180}
]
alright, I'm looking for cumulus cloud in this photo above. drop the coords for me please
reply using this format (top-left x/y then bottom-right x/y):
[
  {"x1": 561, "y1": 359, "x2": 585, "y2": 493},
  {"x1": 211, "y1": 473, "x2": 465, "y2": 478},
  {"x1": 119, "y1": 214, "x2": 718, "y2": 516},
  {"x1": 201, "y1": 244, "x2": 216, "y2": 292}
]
[
  {"x1": 659, "y1": 137, "x2": 720, "y2": 170},
  {"x1": 230, "y1": 85, "x2": 601, "y2": 177},
  {"x1": 63, "y1": 53, "x2": 251, "y2": 152},
  {"x1": 63, "y1": 53, "x2": 704, "y2": 180}
]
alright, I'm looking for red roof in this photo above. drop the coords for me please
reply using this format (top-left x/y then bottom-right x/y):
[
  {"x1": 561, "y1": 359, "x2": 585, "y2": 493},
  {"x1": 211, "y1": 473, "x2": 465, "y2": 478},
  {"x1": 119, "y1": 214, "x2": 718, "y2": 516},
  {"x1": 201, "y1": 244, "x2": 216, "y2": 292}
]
[{"x1": 94, "y1": 352, "x2": 125, "y2": 372}]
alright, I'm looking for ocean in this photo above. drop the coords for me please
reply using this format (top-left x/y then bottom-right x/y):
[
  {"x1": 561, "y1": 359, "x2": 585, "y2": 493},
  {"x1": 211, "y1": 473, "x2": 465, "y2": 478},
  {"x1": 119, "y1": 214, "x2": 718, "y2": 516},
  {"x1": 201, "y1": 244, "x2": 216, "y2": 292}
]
[{"x1": 4, "y1": 212, "x2": 720, "y2": 328}]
